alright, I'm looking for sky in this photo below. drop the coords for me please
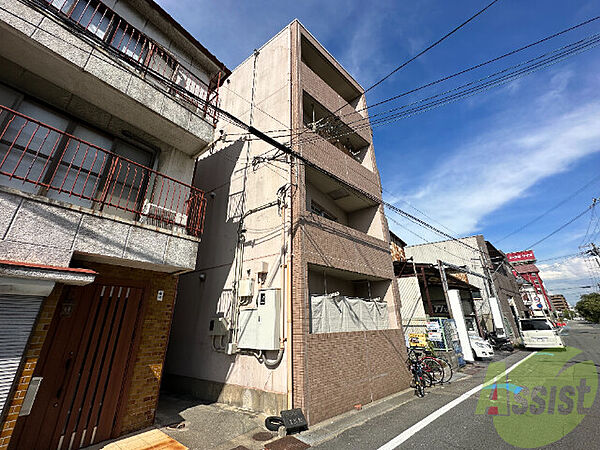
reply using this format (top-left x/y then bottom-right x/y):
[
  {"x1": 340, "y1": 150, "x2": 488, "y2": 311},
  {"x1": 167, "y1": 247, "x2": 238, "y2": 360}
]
[{"x1": 156, "y1": 0, "x2": 600, "y2": 304}]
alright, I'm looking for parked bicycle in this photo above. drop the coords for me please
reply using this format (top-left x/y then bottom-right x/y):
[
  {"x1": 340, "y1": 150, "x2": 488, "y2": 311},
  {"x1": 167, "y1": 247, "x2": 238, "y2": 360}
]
[
  {"x1": 407, "y1": 348, "x2": 453, "y2": 386},
  {"x1": 408, "y1": 356, "x2": 431, "y2": 397}
]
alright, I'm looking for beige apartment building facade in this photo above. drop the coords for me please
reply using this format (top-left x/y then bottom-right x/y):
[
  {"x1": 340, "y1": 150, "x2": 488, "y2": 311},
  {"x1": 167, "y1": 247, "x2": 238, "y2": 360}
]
[{"x1": 165, "y1": 20, "x2": 410, "y2": 425}]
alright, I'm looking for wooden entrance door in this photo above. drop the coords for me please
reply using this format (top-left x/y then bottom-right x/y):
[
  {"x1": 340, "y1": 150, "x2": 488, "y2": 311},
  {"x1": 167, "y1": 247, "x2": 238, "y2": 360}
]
[{"x1": 10, "y1": 283, "x2": 145, "y2": 450}]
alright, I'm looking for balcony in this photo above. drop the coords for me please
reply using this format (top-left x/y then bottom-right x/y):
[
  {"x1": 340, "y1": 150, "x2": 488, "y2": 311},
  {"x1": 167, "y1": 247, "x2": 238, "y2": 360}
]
[
  {"x1": 300, "y1": 34, "x2": 362, "y2": 107},
  {"x1": 0, "y1": 0, "x2": 223, "y2": 153},
  {"x1": 300, "y1": 63, "x2": 371, "y2": 145},
  {"x1": 42, "y1": 0, "x2": 221, "y2": 123},
  {"x1": 0, "y1": 105, "x2": 206, "y2": 238}
]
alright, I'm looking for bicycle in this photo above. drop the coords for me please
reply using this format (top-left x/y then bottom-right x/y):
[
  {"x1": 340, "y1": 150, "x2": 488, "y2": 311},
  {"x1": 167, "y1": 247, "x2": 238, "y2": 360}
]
[
  {"x1": 409, "y1": 357, "x2": 431, "y2": 397},
  {"x1": 407, "y1": 348, "x2": 453, "y2": 385}
]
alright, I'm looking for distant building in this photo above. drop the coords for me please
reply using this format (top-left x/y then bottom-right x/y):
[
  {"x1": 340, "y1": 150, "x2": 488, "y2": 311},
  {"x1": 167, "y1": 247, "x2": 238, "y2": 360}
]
[
  {"x1": 549, "y1": 294, "x2": 569, "y2": 311},
  {"x1": 404, "y1": 235, "x2": 524, "y2": 341},
  {"x1": 506, "y1": 250, "x2": 553, "y2": 315}
]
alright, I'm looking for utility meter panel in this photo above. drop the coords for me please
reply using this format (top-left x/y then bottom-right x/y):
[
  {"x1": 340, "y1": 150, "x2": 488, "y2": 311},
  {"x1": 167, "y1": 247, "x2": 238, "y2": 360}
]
[{"x1": 237, "y1": 289, "x2": 281, "y2": 351}]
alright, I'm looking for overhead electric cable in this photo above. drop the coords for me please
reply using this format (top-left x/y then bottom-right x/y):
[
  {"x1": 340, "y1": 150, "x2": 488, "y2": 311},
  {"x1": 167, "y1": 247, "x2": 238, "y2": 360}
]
[
  {"x1": 363, "y1": 0, "x2": 501, "y2": 96},
  {"x1": 498, "y1": 173, "x2": 600, "y2": 244},
  {"x1": 528, "y1": 203, "x2": 596, "y2": 249},
  {"x1": 291, "y1": 0, "x2": 502, "y2": 145}
]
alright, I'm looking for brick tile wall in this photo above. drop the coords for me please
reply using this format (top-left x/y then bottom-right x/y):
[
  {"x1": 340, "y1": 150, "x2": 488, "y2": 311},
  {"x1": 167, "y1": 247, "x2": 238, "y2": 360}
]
[
  {"x1": 300, "y1": 213, "x2": 394, "y2": 279},
  {"x1": 290, "y1": 21, "x2": 409, "y2": 426},
  {"x1": 306, "y1": 329, "x2": 410, "y2": 424}
]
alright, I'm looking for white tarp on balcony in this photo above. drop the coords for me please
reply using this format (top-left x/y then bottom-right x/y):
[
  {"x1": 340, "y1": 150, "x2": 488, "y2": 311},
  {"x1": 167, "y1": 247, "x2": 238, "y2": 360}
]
[{"x1": 310, "y1": 293, "x2": 389, "y2": 333}]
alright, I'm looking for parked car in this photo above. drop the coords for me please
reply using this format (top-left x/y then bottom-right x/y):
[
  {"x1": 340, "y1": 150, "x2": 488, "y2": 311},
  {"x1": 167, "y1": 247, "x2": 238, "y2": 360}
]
[
  {"x1": 469, "y1": 335, "x2": 495, "y2": 359},
  {"x1": 519, "y1": 318, "x2": 565, "y2": 349}
]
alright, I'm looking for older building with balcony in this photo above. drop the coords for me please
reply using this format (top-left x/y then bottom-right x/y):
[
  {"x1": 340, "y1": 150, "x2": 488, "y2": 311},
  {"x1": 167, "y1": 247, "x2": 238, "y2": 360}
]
[
  {"x1": 165, "y1": 20, "x2": 409, "y2": 426},
  {"x1": 0, "y1": 0, "x2": 228, "y2": 448}
]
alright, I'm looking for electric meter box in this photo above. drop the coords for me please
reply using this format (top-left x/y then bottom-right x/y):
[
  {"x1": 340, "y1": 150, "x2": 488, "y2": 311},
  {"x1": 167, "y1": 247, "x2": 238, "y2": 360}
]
[
  {"x1": 238, "y1": 279, "x2": 255, "y2": 297},
  {"x1": 237, "y1": 288, "x2": 281, "y2": 350}
]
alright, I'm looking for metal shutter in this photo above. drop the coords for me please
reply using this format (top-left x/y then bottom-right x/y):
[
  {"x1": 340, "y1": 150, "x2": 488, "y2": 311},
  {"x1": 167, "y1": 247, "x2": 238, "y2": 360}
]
[{"x1": 0, "y1": 295, "x2": 43, "y2": 416}]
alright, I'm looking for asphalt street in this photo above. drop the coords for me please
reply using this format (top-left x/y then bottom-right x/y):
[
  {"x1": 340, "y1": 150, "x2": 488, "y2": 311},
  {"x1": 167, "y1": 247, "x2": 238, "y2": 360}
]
[{"x1": 313, "y1": 321, "x2": 600, "y2": 450}]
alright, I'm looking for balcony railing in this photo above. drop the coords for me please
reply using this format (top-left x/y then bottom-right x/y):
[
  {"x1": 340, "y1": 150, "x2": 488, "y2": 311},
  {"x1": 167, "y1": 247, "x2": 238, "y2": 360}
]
[
  {"x1": 0, "y1": 105, "x2": 206, "y2": 237},
  {"x1": 40, "y1": 0, "x2": 222, "y2": 125}
]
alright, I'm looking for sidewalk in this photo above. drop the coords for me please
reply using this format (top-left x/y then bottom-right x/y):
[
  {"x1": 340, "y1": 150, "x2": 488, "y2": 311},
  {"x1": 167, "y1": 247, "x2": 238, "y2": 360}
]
[{"x1": 90, "y1": 353, "x2": 515, "y2": 449}]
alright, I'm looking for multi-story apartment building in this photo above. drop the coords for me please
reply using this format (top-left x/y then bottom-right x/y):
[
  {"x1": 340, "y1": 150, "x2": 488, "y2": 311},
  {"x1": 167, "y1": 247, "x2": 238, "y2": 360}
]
[
  {"x1": 165, "y1": 20, "x2": 409, "y2": 425},
  {"x1": 404, "y1": 235, "x2": 524, "y2": 341},
  {"x1": 0, "y1": 0, "x2": 227, "y2": 448},
  {"x1": 549, "y1": 294, "x2": 569, "y2": 312}
]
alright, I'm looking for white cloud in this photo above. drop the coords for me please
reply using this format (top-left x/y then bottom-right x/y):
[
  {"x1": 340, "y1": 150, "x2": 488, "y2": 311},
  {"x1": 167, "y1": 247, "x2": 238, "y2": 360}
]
[
  {"x1": 538, "y1": 256, "x2": 590, "y2": 281},
  {"x1": 393, "y1": 98, "x2": 600, "y2": 236}
]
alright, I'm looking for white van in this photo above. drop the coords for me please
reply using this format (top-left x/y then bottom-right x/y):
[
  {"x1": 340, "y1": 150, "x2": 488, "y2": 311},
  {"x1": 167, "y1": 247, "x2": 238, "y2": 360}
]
[{"x1": 519, "y1": 318, "x2": 564, "y2": 349}]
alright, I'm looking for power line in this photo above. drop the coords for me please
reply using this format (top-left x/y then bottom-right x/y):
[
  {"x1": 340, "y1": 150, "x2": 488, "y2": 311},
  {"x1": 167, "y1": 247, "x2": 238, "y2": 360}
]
[
  {"x1": 365, "y1": 0, "x2": 501, "y2": 96},
  {"x1": 535, "y1": 253, "x2": 582, "y2": 263},
  {"x1": 227, "y1": 15, "x2": 600, "y2": 140},
  {"x1": 528, "y1": 201, "x2": 596, "y2": 249},
  {"x1": 266, "y1": 30, "x2": 600, "y2": 160},
  {"x1": 291, "y1": 0, "x2": 502, "y2": 145},
  {"x1": 498, "y1": 173, "x2": 600, "y2": 244},
  {"x1": 323, "y1": 32, "x2": 600, "y2": 135}
]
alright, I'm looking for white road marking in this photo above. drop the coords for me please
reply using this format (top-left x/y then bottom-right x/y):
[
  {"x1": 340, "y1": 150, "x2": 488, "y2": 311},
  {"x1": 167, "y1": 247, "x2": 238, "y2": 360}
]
[{"x1": 377, "y1": 352, "x2": 538, "y2": 450}]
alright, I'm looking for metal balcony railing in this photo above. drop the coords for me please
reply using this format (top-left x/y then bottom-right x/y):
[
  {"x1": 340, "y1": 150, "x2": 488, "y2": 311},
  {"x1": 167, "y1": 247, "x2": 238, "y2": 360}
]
[
  {"x1": 0, "y1": 105, "x2": 206, "y2": 237},
  {"x1": 39, "y1": 0, "x2": 222, "y2": 125}
]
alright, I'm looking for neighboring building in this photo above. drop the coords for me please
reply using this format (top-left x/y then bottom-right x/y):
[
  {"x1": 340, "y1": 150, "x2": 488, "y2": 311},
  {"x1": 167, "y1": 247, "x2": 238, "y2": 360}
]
[
  {"x1": 506, "y1": 250, "x2": 553, "y2": 316},
  {"x1": 486, "y1": 242, "x2": 527, "y2": 326},
  {"x1": 390, "y1": 230, "x2": 407, "y2": 262},
  {"x1": 395, "y1": 261, "x2": 483, "y2": 363},
  {"x1": 549, "y1": 294, "x2": 569, "y2": 312},
  {"x1": 165, "y1": 20, "x2": 409, "y2": 425},
  {"x1": 0, "y1": 0, "x2": 227, "y2": 448},
  {"x1": 404, "y1": 235, "x2": 522, "y2": 341}
]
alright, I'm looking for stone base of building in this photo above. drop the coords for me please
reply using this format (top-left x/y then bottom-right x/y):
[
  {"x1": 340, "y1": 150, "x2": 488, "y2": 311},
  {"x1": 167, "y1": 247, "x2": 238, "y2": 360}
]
[{"x1": 162, "y1": 374, "x2": 287, "y2": 416}]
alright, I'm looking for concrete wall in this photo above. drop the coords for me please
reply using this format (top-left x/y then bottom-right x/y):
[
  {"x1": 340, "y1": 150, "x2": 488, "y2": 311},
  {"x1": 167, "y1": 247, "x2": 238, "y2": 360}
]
[
  {"x1": 165, "y1": 27, "x2": 292, "y2": 409},
  {"x1": 0, "y1": 187, "x2": 198, "y2": 271}
]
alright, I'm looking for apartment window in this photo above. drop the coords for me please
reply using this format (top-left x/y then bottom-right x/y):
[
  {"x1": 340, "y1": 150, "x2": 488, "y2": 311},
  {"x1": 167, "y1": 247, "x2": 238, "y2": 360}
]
[
  {"x1": 51, "y1": 0, "x2": 111, "y2": 39},
  {"x1": 110, "y1": 23, "x2": 149, "y2": 62},
  {"x1": 310, "y1": 200, "x2": 337, "y2": 222},
  {"x1": 0, "y1": 87, "x2": 156, "y2": 212}
]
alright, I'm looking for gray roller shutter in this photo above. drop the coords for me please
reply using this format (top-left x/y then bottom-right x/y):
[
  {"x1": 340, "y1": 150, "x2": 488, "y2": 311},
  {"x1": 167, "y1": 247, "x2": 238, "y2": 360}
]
[{"x1": 0, "y1": 295, "x2": 43, "y2": 416}]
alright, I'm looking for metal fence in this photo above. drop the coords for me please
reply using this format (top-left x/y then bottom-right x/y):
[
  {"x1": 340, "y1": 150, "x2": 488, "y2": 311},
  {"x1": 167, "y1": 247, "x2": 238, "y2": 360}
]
[
  {"x1": 41, "y1": 0, "x2": 221, "y2": 125},
  {"x1": 0, "y1": 105, "x2": 206, "y2": 237}
]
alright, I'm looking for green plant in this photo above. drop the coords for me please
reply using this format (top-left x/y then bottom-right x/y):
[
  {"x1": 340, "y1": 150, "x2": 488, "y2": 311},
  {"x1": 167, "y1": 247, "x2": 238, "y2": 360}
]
[{"x1": 575, "y1": 293, "x2": 600, "y2": 323}]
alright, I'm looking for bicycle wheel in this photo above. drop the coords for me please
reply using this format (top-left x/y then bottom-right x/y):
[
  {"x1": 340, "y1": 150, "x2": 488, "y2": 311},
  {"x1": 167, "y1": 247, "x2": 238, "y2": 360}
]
[
  {"x1": 424, "y1": 371, "x2": 434, "y2": 387},
  {"x1": 431, "y1": 356, "x2": 453, "y2": 383},
  {"x1": 421, "y1": 358, "x2": 444, "y2": 385},
  {"x1": 415, "y1": 377, "x2": 425, "y2": 397}
]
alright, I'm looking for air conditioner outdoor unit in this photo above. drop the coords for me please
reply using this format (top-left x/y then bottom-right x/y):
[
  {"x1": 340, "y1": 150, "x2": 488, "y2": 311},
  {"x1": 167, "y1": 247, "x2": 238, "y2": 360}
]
[{"x1": 140, "y1": 199, "x2": 187, "y2": 231}]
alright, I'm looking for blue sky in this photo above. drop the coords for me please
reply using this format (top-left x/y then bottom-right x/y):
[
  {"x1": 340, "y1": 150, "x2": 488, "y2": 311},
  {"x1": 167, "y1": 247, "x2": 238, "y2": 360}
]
[{"x1": 157, "y1": 0, "x2": 600, "y2": 303}]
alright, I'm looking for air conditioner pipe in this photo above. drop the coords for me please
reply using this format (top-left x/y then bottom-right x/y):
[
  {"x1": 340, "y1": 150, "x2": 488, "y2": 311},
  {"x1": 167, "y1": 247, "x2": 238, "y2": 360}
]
[{"x1": 262, "y1": 348, "x2": 284, "y2": 368}]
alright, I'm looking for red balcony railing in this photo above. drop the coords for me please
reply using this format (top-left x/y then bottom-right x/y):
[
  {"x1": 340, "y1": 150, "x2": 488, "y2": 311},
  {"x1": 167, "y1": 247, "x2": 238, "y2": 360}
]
[
  {"x1": 40, "y1": 0, "x2": 222, "y2": 125},
  {"x1": 0, "y1": 105, "x2": 206, "y2": 237}
]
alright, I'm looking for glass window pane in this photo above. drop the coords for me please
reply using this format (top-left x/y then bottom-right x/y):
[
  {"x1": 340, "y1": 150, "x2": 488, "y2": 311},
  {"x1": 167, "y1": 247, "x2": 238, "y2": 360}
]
[
  {"x1": 0, "y1": 101, "x2": 69, "y2": 193},
  {"x1": 46, "y1": 124, "x2": 113, "y2": 207}
]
